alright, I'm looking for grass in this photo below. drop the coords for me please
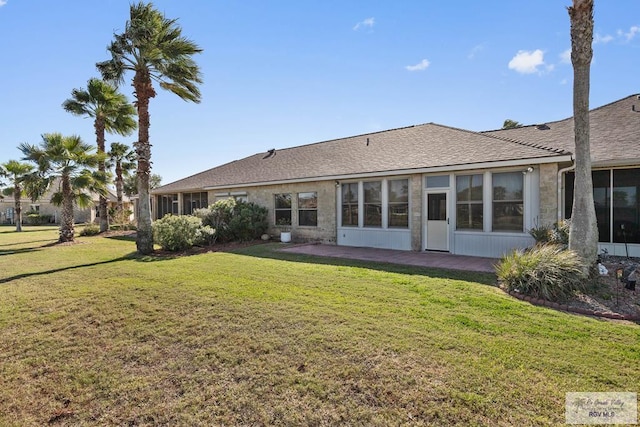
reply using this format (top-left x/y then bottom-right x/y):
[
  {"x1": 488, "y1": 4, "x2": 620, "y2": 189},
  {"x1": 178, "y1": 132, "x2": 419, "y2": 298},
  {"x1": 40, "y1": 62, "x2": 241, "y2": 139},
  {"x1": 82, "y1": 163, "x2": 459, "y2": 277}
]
[{"x1": 0, "y1": 226, "x2": 638, "y2": 426}]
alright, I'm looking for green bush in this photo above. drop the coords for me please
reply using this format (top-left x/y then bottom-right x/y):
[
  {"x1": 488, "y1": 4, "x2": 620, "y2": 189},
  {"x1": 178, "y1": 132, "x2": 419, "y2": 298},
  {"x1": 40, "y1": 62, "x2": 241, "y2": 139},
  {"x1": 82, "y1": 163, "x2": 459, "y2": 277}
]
[
  {"x1": 25, "y1": 213, "x2": 54, "y2": 225},
  {"x1": 79, "y1": 224, "x2": 101, "y2": 236},
  {"x1": 153, "y1": 215, "x2": 215, "y2": 252},
  {"x1": 496, "y1": 244, "x2": 587, "y2": 302},
  {"x1": 194, "y1": 199, "x2": 268, "y2": 242},
  {"x1": 528, "y1": 219, "x2": 570, "y2": 247}
]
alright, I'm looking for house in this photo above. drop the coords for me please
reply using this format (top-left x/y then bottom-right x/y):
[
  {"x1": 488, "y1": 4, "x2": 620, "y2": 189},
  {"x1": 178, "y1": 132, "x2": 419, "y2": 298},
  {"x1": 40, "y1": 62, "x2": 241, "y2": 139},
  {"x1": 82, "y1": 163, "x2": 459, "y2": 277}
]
[
  {"x1": 152, "y1": 94, "x2": 640, "y2": 258},
  {"x1": 1, "y1": 180, "x2": 134, "y2": 226}
]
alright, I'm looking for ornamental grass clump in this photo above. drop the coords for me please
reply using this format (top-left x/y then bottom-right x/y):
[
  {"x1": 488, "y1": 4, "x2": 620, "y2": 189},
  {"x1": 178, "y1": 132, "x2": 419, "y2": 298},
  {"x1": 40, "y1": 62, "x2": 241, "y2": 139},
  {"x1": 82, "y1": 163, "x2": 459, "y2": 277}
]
[{"x1": 496, "y1": 244, "x2": 587, "y2": 302}]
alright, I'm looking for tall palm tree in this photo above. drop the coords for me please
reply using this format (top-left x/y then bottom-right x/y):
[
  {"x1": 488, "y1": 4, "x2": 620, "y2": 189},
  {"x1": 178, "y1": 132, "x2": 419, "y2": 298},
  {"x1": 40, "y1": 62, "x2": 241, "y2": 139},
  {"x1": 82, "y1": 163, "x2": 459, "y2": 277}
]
[
  {"x1": 19, "y1": 133, "x2": 107, "y2": 243},
  {"x1": 0, "y1": 160, "x2": 35, "y2": 232},
  {"x1": 107, "y1": 142, "x2": 136, "y2": 224},
  {"x1": 97, "y1": 2, "x2": 203, "y2": 254},
  {"x1": 63, "y1": 78, "x2": 136, "y2": 233},
  {"x1": 568, "y1": 0, "x2": 597, "y2": 271}
]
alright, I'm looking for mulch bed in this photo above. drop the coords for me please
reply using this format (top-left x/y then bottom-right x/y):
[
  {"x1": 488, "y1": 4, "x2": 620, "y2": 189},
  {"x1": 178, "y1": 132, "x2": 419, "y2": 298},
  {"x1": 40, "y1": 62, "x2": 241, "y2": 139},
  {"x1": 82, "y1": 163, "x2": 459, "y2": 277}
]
[{"x1": 509, "y1": 256, "x2": 640, "y2": 322}]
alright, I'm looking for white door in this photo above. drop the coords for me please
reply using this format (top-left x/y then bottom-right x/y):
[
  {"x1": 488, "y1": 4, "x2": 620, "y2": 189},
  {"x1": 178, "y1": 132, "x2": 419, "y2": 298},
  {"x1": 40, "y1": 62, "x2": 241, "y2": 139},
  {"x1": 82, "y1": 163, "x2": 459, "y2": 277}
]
[{"x1": 426, "y1": 191, "x2": 449, "y2": 251}]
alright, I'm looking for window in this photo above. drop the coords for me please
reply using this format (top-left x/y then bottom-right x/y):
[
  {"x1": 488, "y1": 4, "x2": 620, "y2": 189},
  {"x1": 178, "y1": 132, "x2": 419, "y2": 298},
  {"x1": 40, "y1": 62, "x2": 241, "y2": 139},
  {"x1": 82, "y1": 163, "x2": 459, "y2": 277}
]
[
  {"x1": 388, "y1": 179, "x2": 409, "y2": 228},
  {"x1": 492, "y1": 172, "x2": 523, "y2": 232},
  {"x1": 341, "y1": 183, "x2": 358, "y2": 226},
  {"x1": 183, "y1": 192, "x2": 208, "y2": 215},
  {"x1": 274, "y1": 193, "x2": 292, "y2": 225},
  {"x1": 29, "y1": 204, "x2": 40, "y2": 213},
  {"x1": 426, "y1": 175, "x2": 450, "y2": 188},
  {"x1": 156, "y1": 194, "x2": 178, "y2": 219},
  {"x1": 298, "y1": 192, "x2": 317, "y2": 226},
  {"x1": 613, "y1": 169, "x2": 640, "y2": 244},
  {"x1": 456, "y1": 174, "x2": 483, "y2": 230},
  {"x1": 363, "y1": 181, "x2": 382, "y2": 227}
]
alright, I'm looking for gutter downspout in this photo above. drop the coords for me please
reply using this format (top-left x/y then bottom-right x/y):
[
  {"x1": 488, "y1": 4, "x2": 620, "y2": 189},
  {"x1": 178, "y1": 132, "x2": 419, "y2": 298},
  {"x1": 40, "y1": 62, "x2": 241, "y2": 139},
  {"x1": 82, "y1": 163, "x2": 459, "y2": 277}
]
[{"x1": 557, "y1": 159, "x2": 576, "y2": 222}]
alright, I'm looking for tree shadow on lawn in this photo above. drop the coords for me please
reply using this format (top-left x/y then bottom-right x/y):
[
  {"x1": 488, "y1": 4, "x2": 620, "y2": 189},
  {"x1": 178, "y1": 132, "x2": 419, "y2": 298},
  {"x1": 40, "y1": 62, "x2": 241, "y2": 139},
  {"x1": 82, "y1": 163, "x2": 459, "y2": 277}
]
[
  {"x1": 230, "y1": 243, "x2": 497, "y2": 286},
  {"x1": 0, "y1": 249, "x2": 175, "y2": 284}
]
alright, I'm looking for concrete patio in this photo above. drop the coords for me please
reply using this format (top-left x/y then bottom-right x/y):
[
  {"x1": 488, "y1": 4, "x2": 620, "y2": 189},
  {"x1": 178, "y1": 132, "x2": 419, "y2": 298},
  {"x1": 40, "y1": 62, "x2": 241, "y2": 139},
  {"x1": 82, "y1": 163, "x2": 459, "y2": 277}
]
[{"x1": 279, "y1": 244, "x2": 498, "y2": 273}]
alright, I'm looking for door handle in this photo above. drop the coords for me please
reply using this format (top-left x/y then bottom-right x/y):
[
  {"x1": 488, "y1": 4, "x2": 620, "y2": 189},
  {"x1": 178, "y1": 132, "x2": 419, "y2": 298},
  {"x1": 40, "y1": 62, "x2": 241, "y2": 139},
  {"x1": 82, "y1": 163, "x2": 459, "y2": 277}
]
[{"x1": 447, "y1": 218, "x2": 449, "y2": 224}]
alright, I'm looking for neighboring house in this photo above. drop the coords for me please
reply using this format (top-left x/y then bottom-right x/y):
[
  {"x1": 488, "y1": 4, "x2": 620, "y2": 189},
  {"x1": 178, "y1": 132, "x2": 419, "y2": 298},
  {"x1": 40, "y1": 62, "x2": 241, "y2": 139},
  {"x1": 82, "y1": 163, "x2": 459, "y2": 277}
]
[
  {"x1": 152, "y1": 94, "x2": 640, "y2": 258},
  {"x1": 1, "y1": 179, "x2": 133, "y2": 225}
]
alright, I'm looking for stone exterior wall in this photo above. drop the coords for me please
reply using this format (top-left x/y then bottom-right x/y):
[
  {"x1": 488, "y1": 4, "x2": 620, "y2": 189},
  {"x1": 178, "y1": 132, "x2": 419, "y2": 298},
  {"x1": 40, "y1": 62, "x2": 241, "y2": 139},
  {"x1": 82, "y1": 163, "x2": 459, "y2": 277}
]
[
  {"x1": 538, "y1": 163, "x2": 559, "y2": 227},
  {"x1": 409, "y1": 174, "x2": 423, "y2": 251},
  {"x1": 212, "y1": 180, "x2": 337, "y2": 244}
]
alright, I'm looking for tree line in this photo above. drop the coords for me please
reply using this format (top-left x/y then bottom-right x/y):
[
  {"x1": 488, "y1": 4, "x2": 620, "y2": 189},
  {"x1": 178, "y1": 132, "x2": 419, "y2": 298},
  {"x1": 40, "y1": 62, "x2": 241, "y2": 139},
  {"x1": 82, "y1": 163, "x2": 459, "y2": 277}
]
[{"x1": 0, "y1": 2, "x2": 201, "y2": 254}]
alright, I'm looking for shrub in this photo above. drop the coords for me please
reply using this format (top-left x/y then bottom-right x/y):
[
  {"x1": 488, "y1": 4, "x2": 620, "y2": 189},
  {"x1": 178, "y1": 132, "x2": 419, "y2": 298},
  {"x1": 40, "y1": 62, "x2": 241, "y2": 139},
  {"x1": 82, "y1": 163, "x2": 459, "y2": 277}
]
[
  {"x1": 25, "y1": 213, "x2": 54, "y2": 225},
  {"x1": 153, "y1": 214, "x2": 215, "y2": 252},
  {"x1": 195, "y1": 199, "x2": 268, "y2": 242},
  {"x1": 79, "y1": 224, "x2": 101, "y2": 236},
  {"x1": 528, "y1": 219, "x2": 570, "y2": 247},
  {"x1": 496, "y1": 244, "x2": 587, "y2": 302}
]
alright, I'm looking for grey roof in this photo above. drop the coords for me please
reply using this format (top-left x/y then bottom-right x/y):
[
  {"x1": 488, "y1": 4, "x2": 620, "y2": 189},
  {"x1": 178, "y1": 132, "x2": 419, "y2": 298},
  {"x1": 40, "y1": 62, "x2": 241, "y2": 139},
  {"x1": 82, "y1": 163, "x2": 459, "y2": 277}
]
[
  {"x1": 155, "y1": 123, "x2": 568, "y2": 193},
  {"x1": 484, "y1": 94, "x2": 640, "y2": 166}
]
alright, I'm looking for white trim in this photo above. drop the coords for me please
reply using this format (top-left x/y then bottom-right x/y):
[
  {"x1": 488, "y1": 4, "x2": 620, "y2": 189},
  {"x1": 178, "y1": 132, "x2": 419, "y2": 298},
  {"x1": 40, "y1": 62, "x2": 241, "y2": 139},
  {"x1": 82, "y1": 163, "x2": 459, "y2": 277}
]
[
  {"x1": 424, "y1": 189, "x2": 450, "y2": 251},
  {"x1": 201, "y1": 155, "x2": 571, "y2": 191}
]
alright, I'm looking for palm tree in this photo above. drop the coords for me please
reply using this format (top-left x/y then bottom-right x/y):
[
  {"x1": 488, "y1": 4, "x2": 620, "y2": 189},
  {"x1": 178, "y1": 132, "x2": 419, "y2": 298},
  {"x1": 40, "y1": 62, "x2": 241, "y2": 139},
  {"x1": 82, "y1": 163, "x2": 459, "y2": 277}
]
[
  {"x1": 97, "y1": 2, "x2": 203, "y2": 254},
  {"x1": 0, "y1": 160, "x2": 35, "y2": 232},
  {"x1": 568, "y1": 0, "x2": 598, "y2": 271},
  {"x1": 19, "y1": 133, "x2": 107, "y2": 243},
  {"x1": 63, "y1": 78, "x2": 136, "y2": 233},
  {"x1": 107, "y1": 142, "x2": 136, "y2": 224}
]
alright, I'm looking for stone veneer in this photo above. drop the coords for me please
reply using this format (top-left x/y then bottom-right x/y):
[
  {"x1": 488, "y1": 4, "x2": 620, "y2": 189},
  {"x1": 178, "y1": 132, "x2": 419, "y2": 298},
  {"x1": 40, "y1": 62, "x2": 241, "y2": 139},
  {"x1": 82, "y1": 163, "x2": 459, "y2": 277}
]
[
  {"x1": 409, "y1": 174, "x2": 423, "y2": 251},
  {"x1": 212, "y1": 180, "x2": 337, "y2": 243},
  {"x1": 538, "y1": 163, "x2": 560, "y2": 227}
]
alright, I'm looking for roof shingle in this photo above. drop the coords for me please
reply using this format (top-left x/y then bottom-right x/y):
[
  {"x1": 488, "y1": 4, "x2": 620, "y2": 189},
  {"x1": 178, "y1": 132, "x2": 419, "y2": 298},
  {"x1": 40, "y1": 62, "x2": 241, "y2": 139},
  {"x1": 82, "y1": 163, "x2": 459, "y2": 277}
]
[{"x1": 155, "y1": 122, "x2": 567, "y2": 193}]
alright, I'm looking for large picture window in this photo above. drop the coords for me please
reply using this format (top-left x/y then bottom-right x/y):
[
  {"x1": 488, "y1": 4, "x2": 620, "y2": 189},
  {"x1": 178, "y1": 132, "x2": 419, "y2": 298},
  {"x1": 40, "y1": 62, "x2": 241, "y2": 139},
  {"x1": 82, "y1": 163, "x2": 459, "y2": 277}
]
[
  {"x1": 388, "y1": 179, "x2": 409, "y2": 228},
  {"x1": 565, "y1": 169, "x2": 640, "y2": 244},
  {"x1": 613, "y1": 169, "x2": 639, "y2": 244},
  {"x1": 492, "y1": 172, "x2": 523, "y2": 232},
  {"x1": 456, "y1": 175, "x2": 483, "y2": 230},
  {"x1": 183, "y1": 192, "x2": 208, "y2": 215},
  {"x1": 274, "y1": 193, "x2": 292, "y2": 225},
  {"x1": 363, "y1": 181, "x2": 382, "y2": 227},
  {"x1": 298, "y1": 192, "x2": 317, "y2": 227},
  {"x1": 341, "y1": 183, "x2": 358, "y2": 227}
]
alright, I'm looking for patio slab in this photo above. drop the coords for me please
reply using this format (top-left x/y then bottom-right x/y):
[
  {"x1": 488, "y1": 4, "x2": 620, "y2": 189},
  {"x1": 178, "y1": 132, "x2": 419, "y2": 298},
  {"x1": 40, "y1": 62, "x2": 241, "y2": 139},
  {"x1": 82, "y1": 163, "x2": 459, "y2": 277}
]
[{"x1": 279, "y1": 244, "x2": 497, "y2": 273}]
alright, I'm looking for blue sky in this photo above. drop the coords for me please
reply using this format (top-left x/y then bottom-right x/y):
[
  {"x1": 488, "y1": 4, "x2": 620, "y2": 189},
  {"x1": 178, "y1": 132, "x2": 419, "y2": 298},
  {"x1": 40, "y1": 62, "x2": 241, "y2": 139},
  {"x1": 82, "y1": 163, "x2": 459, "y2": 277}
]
[{"x1": 1, "y1": 1, "x2": 639, "y2": 185}]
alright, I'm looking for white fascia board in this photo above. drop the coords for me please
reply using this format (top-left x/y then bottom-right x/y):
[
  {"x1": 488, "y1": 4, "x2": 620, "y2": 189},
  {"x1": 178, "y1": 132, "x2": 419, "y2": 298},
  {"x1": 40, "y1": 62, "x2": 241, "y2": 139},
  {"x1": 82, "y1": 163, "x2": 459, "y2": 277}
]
[
  {"x1": 591, "y1": 159, "x2": 640, "y2": 169},
  {"x1": 203, "y1": 155, "x2": 571, "y2": 190}
]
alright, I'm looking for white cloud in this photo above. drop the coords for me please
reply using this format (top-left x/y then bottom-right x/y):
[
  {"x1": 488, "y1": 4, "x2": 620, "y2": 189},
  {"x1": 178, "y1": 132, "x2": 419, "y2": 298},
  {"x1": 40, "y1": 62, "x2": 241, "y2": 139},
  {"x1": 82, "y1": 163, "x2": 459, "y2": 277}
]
[
  {"x1": 508, "y1": 49, "x2": 545, "y2": 74},
  {"x1": 353, "y1": 17, "x2": 375, "y2": 31},
  {"x1": 560, "y1": 78, "x2": 568, "y2": 85},
  {"x1": 594, "y1": 33, "x2": 614, "y2": 44},
  {"x1": 405, "y1": 59, "x2": 430, "y2": 72},
  {"x1": 620, "y1": 25, "x2": 640, "y2": 41},
  {"x1": 560, "y1": 49, "x2": 571, "y2": 64},
  {"x1": 468, "y1": 44, "x2": 484, "y2": 60},
  {"x1": 0, "y1": 1, "x2": 7, "y2": 6}
]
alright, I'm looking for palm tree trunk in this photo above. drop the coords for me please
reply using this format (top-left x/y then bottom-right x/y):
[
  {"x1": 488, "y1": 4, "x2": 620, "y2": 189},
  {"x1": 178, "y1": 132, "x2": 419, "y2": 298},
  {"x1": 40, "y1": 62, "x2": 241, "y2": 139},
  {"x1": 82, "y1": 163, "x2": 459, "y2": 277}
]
[
  {"x1": 568, "y1": 0, "x2": 598, "y2": 270},
  {"x1": 14, "y1": 184, "x2": 22, "y2": 232},
  {"x1": 134, "y1": 70, "x2": 156, "y2": 254},
  {"x1": 115, "y1": 162, "x2": 124, "y2": 222},
  {"x1": 60, "y1": 175, "x2": 75, "y2": 242},
  {"x1": 95, "y1": 118, "x2": 109, "y2": 233}
]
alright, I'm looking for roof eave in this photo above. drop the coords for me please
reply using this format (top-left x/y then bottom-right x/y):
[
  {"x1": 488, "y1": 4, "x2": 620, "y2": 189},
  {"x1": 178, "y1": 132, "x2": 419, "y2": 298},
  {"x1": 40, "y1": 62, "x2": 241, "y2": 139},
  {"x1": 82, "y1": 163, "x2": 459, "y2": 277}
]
[{"x1": 198, "y1": 154, "x2": 572, "y2": 191}]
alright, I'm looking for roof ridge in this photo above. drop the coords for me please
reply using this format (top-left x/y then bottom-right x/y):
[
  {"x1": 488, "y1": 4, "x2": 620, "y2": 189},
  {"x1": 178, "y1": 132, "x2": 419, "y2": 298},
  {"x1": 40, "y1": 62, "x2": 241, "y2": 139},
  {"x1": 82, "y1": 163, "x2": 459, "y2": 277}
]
[
  {"x1": 482, "y1": 93, "x2": 640, "y2": 132},
  {"x1": 429, "y1": 122, "x2": 571, "y2": 156},
  {"x1": 486, "y1": 133, "x2": 573, "y2": 156},
  {"x1": 270, "y1": 123, "x2": 428, "y2": 153}
]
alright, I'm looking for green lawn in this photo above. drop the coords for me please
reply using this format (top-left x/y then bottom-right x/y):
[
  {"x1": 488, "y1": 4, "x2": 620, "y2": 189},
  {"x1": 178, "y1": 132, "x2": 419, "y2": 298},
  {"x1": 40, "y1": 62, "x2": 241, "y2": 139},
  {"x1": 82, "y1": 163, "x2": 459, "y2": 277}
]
[{"x1": 0, "y1": 226, "x2": 638, "y2": 426}]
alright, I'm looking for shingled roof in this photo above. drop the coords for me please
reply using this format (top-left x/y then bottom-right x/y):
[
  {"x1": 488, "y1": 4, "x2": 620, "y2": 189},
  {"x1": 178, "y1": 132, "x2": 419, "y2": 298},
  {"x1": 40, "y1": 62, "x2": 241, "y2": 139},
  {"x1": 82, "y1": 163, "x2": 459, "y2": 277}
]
[
  {"x1": 484, "y1": 94, "x2": 640, "y2": 166},
  {"x1": 155, "y1": 122, "x2": 569, "y2": 193}
]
